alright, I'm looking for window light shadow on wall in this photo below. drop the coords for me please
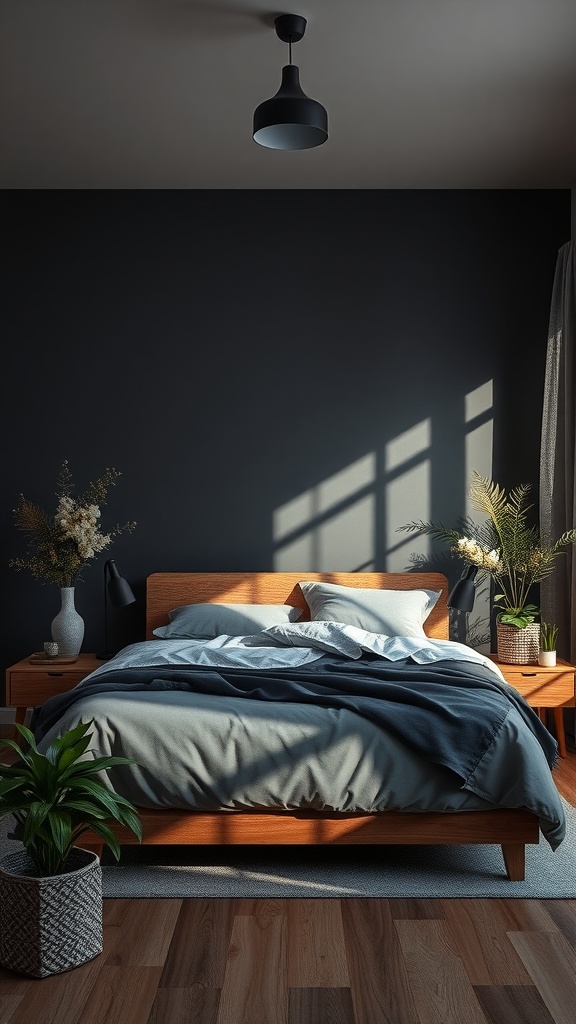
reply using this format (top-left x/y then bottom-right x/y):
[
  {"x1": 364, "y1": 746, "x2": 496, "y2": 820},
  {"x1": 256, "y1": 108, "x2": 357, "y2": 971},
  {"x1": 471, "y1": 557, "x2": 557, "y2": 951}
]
[
  {"x1": 273, "y1": 454, "x2": 377, "y2": 572},
  {"x1": 465, "y1": 381, "x2": 493, "y2": 517},
  {"x1": 384, "y1": 418, "x2": 431, "y2": 572},
  {"x1": 272, "y1": 380, "x2": 494, "y2": 631},
  {"x1": 462, "y1": 380, "x2": 494, "y2": 651}
]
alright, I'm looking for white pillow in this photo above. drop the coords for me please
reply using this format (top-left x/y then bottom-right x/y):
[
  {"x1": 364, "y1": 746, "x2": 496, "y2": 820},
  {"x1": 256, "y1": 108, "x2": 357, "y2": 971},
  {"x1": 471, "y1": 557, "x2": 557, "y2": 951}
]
[
  {"x1": 262, "y1": 621, "x2": 364, "y2": 659},
  {"x1": 153, "y1": 602, "x2": 302, "y2": 639},
  {"x1": 298, "y1": 581, "x2": 441, "y2": 638}
]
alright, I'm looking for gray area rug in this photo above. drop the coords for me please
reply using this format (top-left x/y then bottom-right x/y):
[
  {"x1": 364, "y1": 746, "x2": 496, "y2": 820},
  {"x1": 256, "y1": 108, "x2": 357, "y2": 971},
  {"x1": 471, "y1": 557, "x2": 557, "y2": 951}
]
[{"x1": 1, "y1": 800, "x2": 575, "y2": 898}]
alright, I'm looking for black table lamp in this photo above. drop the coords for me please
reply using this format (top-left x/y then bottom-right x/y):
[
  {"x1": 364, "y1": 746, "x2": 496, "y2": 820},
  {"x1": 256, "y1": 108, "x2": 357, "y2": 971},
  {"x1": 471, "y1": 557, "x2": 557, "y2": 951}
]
[
  {"x1": 447, "y1": 565, "x2": 478, "y2": 613},
  {"x1": 97, "y1": 559, "x2": 136, "y2": 660}
]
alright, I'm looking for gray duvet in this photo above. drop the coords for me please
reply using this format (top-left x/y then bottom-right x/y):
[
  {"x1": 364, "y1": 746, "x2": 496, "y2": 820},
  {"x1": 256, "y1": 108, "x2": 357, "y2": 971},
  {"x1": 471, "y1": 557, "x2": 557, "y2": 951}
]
[{"x1": 35, "y1": 632, "x2": 566, "y2": 849}]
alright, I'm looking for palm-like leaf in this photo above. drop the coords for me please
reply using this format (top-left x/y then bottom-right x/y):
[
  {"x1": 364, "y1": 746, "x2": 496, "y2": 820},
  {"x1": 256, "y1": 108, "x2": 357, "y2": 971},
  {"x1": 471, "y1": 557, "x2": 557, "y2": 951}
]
[
  {"x1": 399, "y1": 473, "x2": 576, "y2": 624},
  {"x1": 469, "y1": 474, "x2": 511, "y2": 525},
  {"x1": 0, "y1": 720, "x2": 141, "y2": 875},
  {"x1": 552, "y1": 530, "x2": 576, "y2": 552}
]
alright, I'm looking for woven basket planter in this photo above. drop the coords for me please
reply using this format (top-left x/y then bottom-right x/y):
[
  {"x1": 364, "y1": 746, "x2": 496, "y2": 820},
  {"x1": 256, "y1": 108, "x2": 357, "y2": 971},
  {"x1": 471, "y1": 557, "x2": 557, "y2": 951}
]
[
  {"x1": 496, "y1": 622, "x2": 540, "y2": 665},
  {"x1": 0, "y1": 847, "x2": 102, "y2": 978}
]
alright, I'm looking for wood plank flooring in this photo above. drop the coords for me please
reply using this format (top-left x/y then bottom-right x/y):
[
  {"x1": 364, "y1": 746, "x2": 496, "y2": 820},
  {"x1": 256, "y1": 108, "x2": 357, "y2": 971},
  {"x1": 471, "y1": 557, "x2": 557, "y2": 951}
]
[{"x1": 0, "y1": 731, "x2": 575, "y2": 1024}]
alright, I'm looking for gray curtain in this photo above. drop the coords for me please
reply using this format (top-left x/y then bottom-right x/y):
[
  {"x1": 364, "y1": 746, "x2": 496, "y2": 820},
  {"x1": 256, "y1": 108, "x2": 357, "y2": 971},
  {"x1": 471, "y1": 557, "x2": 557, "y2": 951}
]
[{"x1": 539, "y1": 241, "x2": 576, "y2": 663}]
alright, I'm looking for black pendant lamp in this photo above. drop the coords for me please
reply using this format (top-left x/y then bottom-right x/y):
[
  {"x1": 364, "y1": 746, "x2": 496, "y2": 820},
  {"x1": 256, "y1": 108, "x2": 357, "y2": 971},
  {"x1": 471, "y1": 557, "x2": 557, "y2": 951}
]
[{"x1": 253, "y1": 14, "x2": 328, "y2": 151}]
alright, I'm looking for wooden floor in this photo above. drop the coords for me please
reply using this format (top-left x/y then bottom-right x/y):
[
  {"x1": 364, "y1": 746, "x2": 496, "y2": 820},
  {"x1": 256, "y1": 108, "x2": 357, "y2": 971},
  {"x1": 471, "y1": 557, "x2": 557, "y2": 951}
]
[{"x1": 0, "y1": 733, "x2": 575, "y2": 1024}]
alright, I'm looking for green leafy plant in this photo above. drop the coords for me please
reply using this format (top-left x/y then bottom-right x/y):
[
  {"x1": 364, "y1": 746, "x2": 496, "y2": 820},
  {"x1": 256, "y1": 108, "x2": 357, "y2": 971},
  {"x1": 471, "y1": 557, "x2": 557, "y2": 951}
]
[
  {"x1": 9, "y1": 460, "x2": 137, "y2": 588},
  {"x1": 540, "y1": 622, "x2": 559, "y2": 652},
  {"x1": 0, "y1": 721, "x2": 142, "y2": 876},
  {"x1": 399, "y1": 472, "x2": 576, "y2": 629}
]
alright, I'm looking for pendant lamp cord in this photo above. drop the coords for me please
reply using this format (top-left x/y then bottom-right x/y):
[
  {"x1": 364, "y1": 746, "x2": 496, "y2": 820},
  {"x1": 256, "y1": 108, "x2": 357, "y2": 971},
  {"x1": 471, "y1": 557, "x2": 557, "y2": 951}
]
[{"x1": 288, "y1": 35, "x2": 292, "y2": 65}]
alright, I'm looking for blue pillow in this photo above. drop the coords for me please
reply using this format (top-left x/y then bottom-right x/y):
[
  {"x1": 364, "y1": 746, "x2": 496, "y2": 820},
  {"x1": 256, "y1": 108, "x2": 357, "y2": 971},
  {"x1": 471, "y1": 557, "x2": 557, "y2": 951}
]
[{"x1": 153, "y1": 602, "x2": 302, "y2": 639}]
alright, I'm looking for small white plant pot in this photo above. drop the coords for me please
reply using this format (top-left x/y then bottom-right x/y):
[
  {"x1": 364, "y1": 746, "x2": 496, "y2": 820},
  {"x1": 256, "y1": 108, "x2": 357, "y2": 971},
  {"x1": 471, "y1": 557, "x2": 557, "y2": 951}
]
[{"x1": 538, "y1": 651, "x2": 557, "y2": 667}]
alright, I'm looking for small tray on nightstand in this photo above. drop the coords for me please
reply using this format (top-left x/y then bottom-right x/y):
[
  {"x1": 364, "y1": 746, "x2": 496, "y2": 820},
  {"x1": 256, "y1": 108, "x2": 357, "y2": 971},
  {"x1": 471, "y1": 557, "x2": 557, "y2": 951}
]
[{"x1": 29, "y1": 652, "x2": 79, "y2": 665}]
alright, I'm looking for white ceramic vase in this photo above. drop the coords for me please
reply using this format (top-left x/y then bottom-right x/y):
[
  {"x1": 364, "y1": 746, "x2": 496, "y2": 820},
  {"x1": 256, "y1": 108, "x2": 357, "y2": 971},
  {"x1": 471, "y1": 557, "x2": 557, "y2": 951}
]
[
  {"x1": 51, "y1": 587, "x2": 84, "y2": 657},
  {"x1": 538, "y1": 650, "x2": 557, "y2": 667}
]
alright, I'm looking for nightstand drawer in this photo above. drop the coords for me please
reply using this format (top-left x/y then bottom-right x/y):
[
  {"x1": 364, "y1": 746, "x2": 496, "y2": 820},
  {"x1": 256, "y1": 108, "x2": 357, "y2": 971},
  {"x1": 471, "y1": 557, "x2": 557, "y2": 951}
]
[
  {"x1": 502, "y1": 668, "x2": 574, "y2": 706},
  {"x1": 7, "y1": 671, "x2": 88, "y2": 707}
]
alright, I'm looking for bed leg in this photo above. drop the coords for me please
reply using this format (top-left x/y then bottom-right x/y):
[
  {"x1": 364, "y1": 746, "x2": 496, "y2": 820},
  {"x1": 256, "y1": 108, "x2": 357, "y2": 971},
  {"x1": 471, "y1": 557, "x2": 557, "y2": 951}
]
[{"x1": 501, "y1": 842, "x2": 525, "y2": 881}]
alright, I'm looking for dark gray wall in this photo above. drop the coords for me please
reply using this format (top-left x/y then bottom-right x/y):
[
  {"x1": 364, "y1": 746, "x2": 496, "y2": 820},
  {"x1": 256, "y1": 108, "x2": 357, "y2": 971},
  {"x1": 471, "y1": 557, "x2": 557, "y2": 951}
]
[{"x1": 1, "y1": 190, "x2": 569, "y2": 688}]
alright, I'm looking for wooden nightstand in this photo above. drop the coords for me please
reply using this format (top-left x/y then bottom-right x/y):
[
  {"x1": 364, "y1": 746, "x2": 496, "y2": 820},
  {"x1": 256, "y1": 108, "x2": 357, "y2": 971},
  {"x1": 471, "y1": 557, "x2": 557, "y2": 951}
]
[
  {"x1": 5, "y1": 653, "x2": 102, "y2": 733},
  {"x1": 488, "y1": 655, "x2": 576, "y2": 758}
]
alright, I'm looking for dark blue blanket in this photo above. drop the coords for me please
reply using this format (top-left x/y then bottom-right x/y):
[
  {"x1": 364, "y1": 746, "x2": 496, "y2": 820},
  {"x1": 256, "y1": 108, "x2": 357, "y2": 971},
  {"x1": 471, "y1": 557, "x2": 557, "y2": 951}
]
[{"x1": 32, "y1": 655, "x2": 558, "y2": 787}]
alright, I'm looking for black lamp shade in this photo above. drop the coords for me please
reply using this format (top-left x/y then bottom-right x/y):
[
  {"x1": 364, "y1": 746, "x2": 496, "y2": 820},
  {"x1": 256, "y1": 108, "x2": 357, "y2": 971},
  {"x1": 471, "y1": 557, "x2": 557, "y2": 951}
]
[
  {"x1": 97, "y1": 559, "x2": 136, "y2": 660},
  {"x1": 253, "y1": 65, "x2": 328, "y2": 150},
  {"x1": 107, "y1": 559, "x2": 136, "y2": 608},
  {"x1": 447, "y1": 566, "x2": 478, "y2": 613}
]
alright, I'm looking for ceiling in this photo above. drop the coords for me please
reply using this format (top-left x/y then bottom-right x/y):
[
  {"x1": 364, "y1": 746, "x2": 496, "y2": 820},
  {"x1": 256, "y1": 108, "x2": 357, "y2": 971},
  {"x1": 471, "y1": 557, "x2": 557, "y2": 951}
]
[{"x1": 2, "y1": 0, "x2": 576, "y2": 189}]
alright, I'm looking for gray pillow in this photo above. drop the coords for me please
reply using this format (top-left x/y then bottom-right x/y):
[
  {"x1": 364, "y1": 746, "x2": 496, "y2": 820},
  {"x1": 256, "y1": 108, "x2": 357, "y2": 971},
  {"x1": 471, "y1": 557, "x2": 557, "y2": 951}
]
[
  {"x1": 298, "y1": 581, "x2": 441, "y2": 637},
  {"x1": 153, "y1": 602, "x2": 302, "y2": 639}
]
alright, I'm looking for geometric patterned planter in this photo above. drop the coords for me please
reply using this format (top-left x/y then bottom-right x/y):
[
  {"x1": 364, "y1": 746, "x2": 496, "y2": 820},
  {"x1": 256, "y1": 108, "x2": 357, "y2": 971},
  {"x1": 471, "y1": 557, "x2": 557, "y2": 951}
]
[
  {"x1": 0, "y1": 847, "x2": 102, "y2": 977},
  {"x1": 496, "y1": 622, "x2": 540, "y2": 665}
]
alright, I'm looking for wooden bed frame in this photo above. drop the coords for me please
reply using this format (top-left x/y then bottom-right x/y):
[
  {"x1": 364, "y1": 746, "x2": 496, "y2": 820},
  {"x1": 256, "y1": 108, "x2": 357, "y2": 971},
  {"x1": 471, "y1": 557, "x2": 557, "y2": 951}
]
[{"x1": 82, "y1": 571, "x2": 540, "y2": 880}]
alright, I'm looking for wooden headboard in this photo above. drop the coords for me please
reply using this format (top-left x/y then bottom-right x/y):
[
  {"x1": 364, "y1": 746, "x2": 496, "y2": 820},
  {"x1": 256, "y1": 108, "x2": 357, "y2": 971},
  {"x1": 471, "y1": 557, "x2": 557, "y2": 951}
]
[{"x1": 145, "y1": 572, "x2": 449, "y2": 640}]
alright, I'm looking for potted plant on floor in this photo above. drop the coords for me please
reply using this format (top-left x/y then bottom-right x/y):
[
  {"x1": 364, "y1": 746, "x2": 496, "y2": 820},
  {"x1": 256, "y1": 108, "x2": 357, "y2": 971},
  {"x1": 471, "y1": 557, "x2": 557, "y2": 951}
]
[
  {"x1": 539, "y1": 622, "x2": 559, "y2": 667},
  {"x1": 400, "y1": 473, "x2": 576, "y2": 664},
  {"x1": 0, "y1": 720, "x2": 142, "y2": 978}
]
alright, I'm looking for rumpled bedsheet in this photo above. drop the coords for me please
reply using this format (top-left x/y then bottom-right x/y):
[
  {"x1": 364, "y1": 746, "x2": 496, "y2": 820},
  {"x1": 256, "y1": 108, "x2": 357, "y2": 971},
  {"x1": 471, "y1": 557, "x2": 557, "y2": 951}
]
[{"x1": 33, "y1": 632, "x2": 566, "y2": 849}]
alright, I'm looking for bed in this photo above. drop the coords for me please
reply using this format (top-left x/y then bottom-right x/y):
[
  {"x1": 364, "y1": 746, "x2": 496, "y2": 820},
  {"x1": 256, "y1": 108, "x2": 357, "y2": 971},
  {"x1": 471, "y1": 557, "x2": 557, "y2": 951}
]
[{"x1": 34, "y1": 571, "x2": 566, "y2": 881}]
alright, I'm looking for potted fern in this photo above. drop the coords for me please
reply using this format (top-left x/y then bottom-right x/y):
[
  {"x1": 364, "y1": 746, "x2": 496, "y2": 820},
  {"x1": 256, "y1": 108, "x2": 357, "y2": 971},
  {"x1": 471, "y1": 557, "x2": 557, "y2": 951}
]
[
  {"x1": 400, "y1": 472, "x2": 576, "y2": 664},
  {"x1": 539, "y1": 622, "x2": 559, "y2": 667},
  {"x1": 0, "y1": 720, "x2": 142, "y2": 977}
]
